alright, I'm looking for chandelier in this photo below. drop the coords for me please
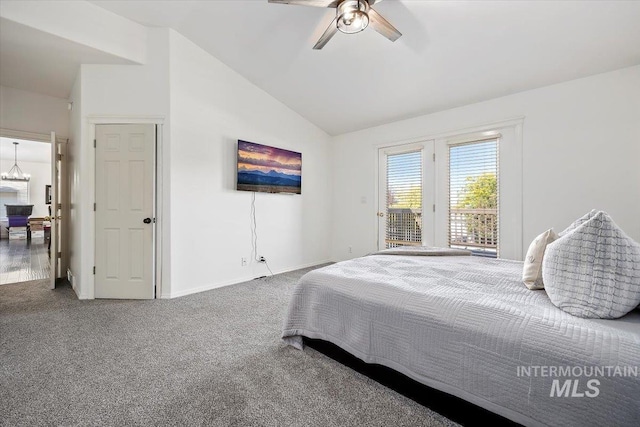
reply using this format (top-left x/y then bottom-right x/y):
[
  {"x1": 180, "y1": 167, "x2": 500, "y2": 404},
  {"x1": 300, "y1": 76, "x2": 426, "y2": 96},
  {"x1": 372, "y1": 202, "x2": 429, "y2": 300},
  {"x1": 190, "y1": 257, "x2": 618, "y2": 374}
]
[{"x1": 1, "y1": 142, "x2": 30, "y2": 181}]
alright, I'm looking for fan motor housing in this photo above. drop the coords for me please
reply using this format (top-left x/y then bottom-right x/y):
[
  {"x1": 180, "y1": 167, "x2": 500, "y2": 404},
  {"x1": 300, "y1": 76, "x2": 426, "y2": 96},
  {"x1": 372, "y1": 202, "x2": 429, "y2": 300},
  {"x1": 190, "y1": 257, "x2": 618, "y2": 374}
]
[{"x1": 336, "y1": 0, "x2": 370, "y2": 34}]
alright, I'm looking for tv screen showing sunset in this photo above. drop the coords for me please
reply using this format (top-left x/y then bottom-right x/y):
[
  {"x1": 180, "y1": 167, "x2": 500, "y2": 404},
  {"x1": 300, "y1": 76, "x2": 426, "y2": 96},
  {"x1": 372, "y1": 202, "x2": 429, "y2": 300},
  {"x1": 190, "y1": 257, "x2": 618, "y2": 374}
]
[{"x1": 237, "y1": 140, "x2": 302, "y2": 194}]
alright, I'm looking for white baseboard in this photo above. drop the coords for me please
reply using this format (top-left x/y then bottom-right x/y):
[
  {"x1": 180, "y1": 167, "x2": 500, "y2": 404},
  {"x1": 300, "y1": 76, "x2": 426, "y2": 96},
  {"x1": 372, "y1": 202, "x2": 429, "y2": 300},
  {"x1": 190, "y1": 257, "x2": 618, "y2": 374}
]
[
  {"x1": 164, "y1": 259, "x2": 332, "y2": 299},
  {"x1": 67, "y1": 268, "x2": 92, "y2": 300}
]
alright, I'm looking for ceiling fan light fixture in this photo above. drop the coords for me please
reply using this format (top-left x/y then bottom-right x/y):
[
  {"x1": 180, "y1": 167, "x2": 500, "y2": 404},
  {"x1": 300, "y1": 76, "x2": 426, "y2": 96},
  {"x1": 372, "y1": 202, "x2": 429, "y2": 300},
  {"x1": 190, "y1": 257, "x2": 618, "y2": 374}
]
[
  {"x1": 269, "y1": 0, "x2": 401, "y2": 49},
  {"x1": 336, "y1": 0, "x2": 369, "y2": 34}
]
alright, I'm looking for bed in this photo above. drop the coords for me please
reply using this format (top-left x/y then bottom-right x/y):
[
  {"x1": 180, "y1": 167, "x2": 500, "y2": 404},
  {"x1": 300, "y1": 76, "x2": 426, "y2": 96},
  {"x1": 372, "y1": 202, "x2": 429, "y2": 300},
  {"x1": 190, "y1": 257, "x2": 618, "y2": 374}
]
[{"x1": 282, "y1": 254, "x2": 640, "y2": 427}]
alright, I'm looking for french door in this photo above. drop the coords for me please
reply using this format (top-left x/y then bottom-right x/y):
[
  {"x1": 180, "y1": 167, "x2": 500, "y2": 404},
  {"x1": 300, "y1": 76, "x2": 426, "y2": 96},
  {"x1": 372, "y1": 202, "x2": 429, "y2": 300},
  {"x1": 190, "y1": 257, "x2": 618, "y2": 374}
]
[
  {"x1": 377, "y1": 142, "x2": 435, "y2": 250},
  {"x1": 441, "y1": 138, "x2": 499, "y2": 257},
  {"x1": 378, "y1": 137, "x2": 500, "y2": 255}
]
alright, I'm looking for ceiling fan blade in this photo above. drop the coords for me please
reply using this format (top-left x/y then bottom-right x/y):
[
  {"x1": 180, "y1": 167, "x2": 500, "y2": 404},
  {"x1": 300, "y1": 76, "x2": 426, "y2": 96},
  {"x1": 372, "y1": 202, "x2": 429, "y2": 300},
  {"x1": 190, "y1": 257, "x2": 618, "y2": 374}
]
[
  {"x1": 313, "y1": 17, "x2": 339, "y2": 49},
  {"x1": 368, "y1": 8, "x2": 402, "y2": 42},
  {"x1": 268, "y1": 0, "x2": 341, "y2": 8}
]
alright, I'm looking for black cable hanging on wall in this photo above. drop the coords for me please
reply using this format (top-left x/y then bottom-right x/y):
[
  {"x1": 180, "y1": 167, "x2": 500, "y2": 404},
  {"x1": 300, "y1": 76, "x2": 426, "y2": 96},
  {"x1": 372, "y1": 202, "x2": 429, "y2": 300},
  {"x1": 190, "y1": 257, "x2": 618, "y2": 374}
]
[{"x1": 250, "y1": 192, "x2": 274, "y2": 277}]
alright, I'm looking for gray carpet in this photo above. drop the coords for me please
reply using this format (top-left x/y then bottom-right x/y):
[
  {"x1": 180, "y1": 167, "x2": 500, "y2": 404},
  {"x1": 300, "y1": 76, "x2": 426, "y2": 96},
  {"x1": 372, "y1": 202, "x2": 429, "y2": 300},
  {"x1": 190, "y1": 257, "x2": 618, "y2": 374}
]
[{"x1": 0, "y1": 265, "x2": 458, "y2": 427}]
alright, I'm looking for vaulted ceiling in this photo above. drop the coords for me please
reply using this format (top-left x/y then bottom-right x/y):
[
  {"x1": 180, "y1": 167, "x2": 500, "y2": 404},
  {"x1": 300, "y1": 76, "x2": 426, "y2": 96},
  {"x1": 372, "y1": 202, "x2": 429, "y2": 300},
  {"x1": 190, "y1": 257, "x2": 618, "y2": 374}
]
[
  {"x1": 7, "y1": 1, "x2": 640, "y2": 136},
  {"x1": 91, "y1": 0, "x2": 640, "y2": 135},
  {"x1": 0, "y1": 17, "x2": 133, "y2": 99}
]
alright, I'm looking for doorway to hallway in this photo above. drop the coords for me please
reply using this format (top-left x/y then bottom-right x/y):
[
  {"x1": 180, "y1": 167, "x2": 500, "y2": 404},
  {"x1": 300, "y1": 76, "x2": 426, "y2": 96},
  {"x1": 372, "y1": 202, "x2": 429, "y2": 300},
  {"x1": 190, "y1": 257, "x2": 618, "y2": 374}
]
[{"x1": 0, "y1": 135, "x2": 58, "y2": 287}]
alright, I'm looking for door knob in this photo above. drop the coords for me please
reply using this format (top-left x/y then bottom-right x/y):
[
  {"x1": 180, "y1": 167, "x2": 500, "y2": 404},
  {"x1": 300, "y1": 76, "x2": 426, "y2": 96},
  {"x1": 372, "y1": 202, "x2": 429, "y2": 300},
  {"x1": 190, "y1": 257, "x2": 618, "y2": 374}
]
[
  {"x1": 143, "y1": 218, "x2": 152, "y2": 224},
  {"x1": 377, "y1": 212, "x2": 385, "y2": 217}
]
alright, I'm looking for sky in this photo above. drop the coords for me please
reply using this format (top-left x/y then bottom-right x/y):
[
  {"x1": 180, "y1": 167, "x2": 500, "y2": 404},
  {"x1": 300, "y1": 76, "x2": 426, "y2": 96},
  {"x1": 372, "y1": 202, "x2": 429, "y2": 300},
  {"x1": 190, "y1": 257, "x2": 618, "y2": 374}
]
[{"x1": 237, "y1": 140, "x2": 302, "y2": 176}]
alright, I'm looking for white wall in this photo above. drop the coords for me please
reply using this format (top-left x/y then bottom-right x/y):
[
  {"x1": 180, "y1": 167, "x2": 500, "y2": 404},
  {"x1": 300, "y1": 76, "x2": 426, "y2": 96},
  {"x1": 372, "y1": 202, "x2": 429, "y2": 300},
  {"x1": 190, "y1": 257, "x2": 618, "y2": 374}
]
[
  {"x1": 331, "y1": 65, "x2": 640, "y2": 261},
  {"x1": 168, "y1": 31, "x2": 332, "y2": 298},
  {"x1": 0, "y1": 85, "x2": 69, "y2": 137},
  {"x1": 82, "y1": 28, "x2": 171, "y2": 300},
  {"x1": 0, "y1": 158, "x2": 50, "y2": 217},
  {"x1": 69, "y1": 28, "x2": 332, "y2": 299},
  {"x1": 68, "y1": 28, "x2": 171, "y2": 299}
]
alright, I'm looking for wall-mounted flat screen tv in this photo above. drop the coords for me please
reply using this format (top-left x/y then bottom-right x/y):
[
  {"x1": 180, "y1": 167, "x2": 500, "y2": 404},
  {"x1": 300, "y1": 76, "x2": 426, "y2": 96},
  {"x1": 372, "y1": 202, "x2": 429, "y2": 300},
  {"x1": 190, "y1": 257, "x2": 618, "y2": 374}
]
[{"x1": 237, "y1": 140, "x2": 302, "y2": 194}]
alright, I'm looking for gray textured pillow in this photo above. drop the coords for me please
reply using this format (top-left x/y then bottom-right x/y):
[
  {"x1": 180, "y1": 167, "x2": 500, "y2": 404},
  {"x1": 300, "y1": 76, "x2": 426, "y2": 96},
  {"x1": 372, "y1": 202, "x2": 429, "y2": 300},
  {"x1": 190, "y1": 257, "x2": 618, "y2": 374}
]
[
  {"x1": 542, "y1": 211, "x2": 640, "y2": 319},
  {"x1": 559, "y1": 209, "x2": 597, "y2": 236}
]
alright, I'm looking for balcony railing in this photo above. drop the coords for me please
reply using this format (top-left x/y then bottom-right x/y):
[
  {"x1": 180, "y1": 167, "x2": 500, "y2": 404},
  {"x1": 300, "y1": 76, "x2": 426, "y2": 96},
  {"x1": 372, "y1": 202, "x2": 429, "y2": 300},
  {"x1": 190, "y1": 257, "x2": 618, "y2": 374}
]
[
  {"x1": 385, "y1": 207, "x2": 498, "y2": 255},
  {"x1": 385, "y1": 208, "x2": 422, "y2": 248},
  {"x1": 449, "y1": 208, "x2": 498, "y2": 254}
]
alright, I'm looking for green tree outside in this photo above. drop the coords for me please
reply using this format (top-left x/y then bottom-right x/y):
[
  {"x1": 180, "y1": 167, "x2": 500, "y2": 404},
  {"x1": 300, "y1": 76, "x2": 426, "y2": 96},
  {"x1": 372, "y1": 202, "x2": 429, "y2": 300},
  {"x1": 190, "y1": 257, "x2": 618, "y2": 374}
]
[
  {"x1": 456, "y1": 173, "x2": 497, "y2": 246},
  {"x1": 457, "y1": 173, "x2": 497, "y2": 209}
]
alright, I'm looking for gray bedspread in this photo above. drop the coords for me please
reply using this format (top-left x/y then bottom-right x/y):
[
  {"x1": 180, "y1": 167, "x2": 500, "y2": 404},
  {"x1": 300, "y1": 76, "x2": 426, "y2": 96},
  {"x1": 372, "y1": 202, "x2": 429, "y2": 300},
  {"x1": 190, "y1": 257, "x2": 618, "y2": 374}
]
[
  {"x1": 282, "y1": 255, "x2": 640, "y2": 427},
  {"x1": 369, "y1": 246, "x2": 471, "y2": 256}
]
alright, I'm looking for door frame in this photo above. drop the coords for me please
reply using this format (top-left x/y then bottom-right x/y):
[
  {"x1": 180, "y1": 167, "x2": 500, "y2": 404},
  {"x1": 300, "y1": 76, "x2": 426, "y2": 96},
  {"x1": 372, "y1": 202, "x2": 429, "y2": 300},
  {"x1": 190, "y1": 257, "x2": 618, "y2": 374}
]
[
  {"x1": 50, "y1": 131, "x2": 59, "y2": 289},
  {"x1": 0, "y1": 127, "x2": 69, "y2": 282},
  {"x1": 88, "y1": 116, "x2": 165, "y2": 299},
  {"x1": 0, "y1": 128, "x2": 66, "y2": 144}
]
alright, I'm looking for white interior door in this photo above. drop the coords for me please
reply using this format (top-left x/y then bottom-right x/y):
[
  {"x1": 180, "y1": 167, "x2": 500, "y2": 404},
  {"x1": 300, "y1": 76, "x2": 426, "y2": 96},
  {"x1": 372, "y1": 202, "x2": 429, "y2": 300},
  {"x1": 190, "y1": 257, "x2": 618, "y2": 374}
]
[
  {"x1": 95, "y1": 124, "x2": 155, "y2": 299},
  {"x1": 377, "y1": 142, "x2": 435, "y2": 250},
  {"x1": 49, "y1": 132, "x2": 59, "y2": 289}
]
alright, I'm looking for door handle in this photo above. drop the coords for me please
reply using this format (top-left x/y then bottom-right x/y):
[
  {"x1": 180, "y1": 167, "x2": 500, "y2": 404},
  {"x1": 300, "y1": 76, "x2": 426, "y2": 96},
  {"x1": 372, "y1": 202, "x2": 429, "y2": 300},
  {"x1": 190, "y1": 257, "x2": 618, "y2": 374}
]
[
  {"x1": 377, "y1": 212, "x2": 385, "y2": 217},
  {"x1": 143, "y1": 218, "x2": 152, "y2": 224}
]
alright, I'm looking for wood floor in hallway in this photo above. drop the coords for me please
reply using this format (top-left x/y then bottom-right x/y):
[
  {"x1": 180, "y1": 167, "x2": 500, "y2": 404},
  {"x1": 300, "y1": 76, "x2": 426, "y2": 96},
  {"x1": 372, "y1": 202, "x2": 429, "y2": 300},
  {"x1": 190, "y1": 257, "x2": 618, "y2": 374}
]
[{"x1": 0, "y1": 238, "x2": 50, "y2": 285}]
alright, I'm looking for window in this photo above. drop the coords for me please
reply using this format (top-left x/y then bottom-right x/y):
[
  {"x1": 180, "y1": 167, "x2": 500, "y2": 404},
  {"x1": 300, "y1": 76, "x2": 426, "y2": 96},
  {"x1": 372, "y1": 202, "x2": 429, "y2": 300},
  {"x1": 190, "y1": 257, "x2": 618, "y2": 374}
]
[
  {"x1": 0, "y1": 180, "x2": 29, "y2": 219},
  {"x1": 385, "y1": 150, "x2": 422, "y2": 248},
  {"x1": 448, "y1": 139, "x2": 498, "y2": 257}
]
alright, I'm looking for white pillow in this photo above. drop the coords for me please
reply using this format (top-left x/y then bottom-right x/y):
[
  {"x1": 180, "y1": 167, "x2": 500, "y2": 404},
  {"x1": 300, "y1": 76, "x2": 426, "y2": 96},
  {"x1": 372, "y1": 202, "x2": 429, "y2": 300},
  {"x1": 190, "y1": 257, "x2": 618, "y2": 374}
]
[
  {"x1": 542, "y1": 211, "x2": 640, "y2": 319},
  {"x1": 522, "y1": 229, "x2": 558, "y2": 290}
]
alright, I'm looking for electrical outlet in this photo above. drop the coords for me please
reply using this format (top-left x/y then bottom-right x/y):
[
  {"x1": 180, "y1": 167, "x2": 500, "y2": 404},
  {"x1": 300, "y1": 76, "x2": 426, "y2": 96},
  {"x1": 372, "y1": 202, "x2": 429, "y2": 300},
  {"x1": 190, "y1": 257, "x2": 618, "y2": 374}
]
[
  {"x1": 241, "y1": 257, "x2": 247, "y2": 266},
  {"x1": 258, "y1": 256, "x2": 266, "y2": 263},
  {"x1": 348, "y1": 246, "x2": 352, "y2": 254}
]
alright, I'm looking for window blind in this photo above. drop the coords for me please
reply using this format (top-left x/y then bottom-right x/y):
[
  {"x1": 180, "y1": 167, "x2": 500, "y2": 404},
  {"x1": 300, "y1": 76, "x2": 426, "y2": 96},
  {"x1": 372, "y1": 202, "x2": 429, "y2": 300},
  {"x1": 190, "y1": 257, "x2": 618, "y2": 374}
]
[
  {"x1": 386, "y1": 150, "x2": 422, "y2": 248},
  {"x1": 448, "y1": 139, "x2": 498, "y2": 256}
]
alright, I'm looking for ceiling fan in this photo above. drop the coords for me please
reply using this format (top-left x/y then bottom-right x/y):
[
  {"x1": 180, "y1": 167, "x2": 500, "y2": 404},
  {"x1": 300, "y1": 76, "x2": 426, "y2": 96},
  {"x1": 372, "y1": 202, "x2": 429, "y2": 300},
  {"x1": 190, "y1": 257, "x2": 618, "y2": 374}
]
[{"x1": 268, "y1": 0, "x2": 402, "y2": 49}]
